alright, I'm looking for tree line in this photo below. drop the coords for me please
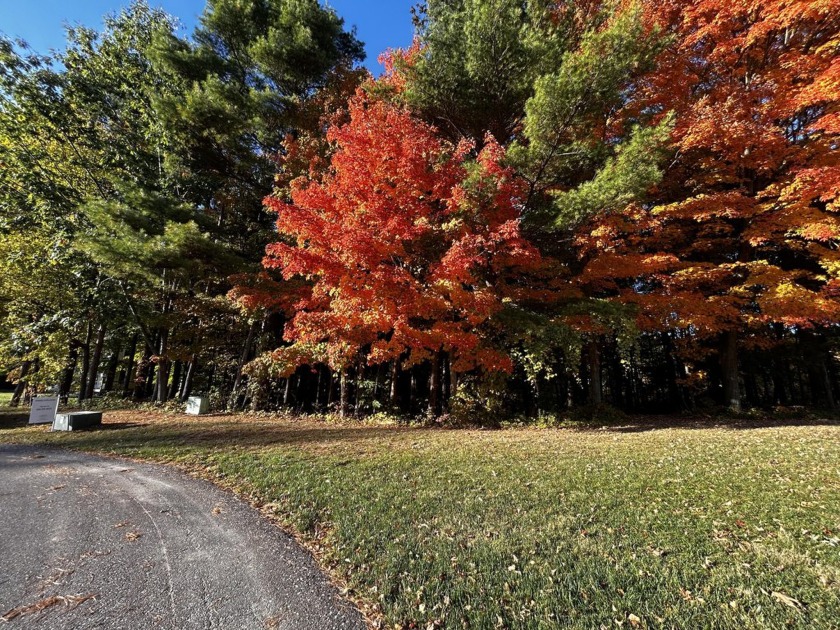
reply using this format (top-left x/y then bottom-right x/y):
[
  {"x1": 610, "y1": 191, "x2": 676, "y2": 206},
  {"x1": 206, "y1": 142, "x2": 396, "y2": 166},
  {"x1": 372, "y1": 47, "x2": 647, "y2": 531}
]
[{"x1": 1, "y1": 0, "x2": 838, "y2": 421}]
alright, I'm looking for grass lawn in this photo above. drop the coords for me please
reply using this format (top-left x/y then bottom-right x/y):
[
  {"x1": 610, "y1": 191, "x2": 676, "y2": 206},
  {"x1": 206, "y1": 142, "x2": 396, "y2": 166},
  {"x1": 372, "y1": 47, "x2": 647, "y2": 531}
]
[
  {"x1": 1, "y1": 409, "x2": 838, "y2": 629},
  {"x1": 0, "y1": 391, "x2": 12, "y2": 405}
]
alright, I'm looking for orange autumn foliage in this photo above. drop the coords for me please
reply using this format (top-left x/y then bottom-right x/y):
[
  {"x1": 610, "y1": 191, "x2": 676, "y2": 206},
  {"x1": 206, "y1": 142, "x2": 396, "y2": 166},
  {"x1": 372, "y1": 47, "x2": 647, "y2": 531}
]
[{"x1": 579, "y1": 0, "x2": 840, "y2": 340}]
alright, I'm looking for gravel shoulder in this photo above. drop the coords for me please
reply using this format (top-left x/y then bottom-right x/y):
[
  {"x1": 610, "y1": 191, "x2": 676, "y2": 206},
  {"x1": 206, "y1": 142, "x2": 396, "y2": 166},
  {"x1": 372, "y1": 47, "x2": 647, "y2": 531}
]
[{"x1": 0, "y1": 443, "x2": 365, "y2": 630}]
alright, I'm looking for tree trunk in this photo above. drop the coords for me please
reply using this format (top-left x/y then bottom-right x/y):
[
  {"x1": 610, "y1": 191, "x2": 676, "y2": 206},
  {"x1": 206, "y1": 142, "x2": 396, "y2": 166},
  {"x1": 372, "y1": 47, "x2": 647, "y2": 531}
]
[
  {"x1": 229, "y1": 320, "x2": 257, "y2": 410},
  {"x1": 821, "y1": 359, "x2": 837, "y2": 411},
  {"x1": 327, "y1": 370, "x2": 335, "y2": 409},
  {"x1": 9, "y1": 360, "x2": 32, "y2": 407},
  {"x1": 744, "y1": 367, "x2": 760, "y2": 408},
  {"x1": 283, "y1": 375, "x2": 293, "y2": 406},
  {"x1": 59, "y1": 343, "x2": 79, "y2": 401},
  {"x1": 179, "y1": 357, "x2": 197, "y2": 402},
  {"x1": 354, "y1": 363, "x2": 364, "y2": 416},
  {"x1": 450, "y1": 361, "x2": 458, "y2": 402},
  {"x1": 155, "y1": 328, "x2": 170, "y2": 404},
  {"x1": 586, "y1": 341, "x2": 602, "y2": 405},
  {"x1": 103, "y1": 346, "x2": 121, "y2": 393},
  {"x1": 772, "y1": 359, "x2": 789, "y2": 405},
  {"x1": 167, "y1": 360, "x2": 183, "y2": 401},
  {"x1": 389, "y1": 359, "x2": 399, "y2": 408},
  {"x1": 78, "y1": 321, "x2": 93, "y2": 403},
  {"x1": 134, "y1": 341, "x2": 153, "y2": 400},
  {"x1": 340, "y1": 369, "x2": 349, "y2": 418},
  {"x1": 720, "y1": 330, "x2": 741, "y2": 412},
  {"x1": 121, "y1": 334, "x2": 138, "y2": 397},
  {"x1": 373, "y1": 363, "x2": 384, "y2": 402},
  {"x1": 428, "y1": 351, "x2": 442, "y2": 417},
  {"x1": 661, "y1": 332, "x2": 685, "y2": 410},
  {"x1": 85, "y1": 323, "x2": 106, "y2": 400}
]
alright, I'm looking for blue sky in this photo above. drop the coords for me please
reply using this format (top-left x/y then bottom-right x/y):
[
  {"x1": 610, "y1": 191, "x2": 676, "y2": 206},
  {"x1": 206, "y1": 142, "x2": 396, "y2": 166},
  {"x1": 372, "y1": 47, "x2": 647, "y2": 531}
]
[{"x1": 0, "y1": 1, "x2": 416, "y2": 75}]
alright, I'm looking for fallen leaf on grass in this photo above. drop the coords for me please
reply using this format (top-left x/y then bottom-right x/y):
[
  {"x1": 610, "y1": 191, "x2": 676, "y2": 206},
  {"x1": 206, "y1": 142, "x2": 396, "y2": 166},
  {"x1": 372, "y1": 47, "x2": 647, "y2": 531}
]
[
  {"x1": 771, "y1": 591, "x2": 805, "y2": 611},
  {"x1": 628, "y1": 613, "x2": 642, "y2": 627},
  {"x1": 1, "y1": 593, "x2": 96, "y2": 621}
]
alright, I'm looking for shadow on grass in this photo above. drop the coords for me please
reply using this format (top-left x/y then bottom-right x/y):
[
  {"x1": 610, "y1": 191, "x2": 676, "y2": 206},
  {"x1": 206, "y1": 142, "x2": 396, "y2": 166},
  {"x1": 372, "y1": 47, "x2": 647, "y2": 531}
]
[
  {"x1": 4, "y1": 405, "x2": 838, "y2": 455},
  {"x1": 2, "y1": 408, "x2": 423, "y2": 453},
  {"x1": 0, "y1": 409, "x2": 29, "y2": 428},
  {"x1": 569, "y1": 413, "x2": 840, "y2": 433}
]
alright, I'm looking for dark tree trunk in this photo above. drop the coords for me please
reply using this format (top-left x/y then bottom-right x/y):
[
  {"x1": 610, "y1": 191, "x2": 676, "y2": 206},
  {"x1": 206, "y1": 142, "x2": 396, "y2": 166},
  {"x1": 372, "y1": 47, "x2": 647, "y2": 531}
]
[
  {"x1": 179, "y1": 357, "x2": 197, "y2": 402},
  {"x1": 744, "y1": 366, "x2": 760, "y2": 408},
  {"x1": 134, "y1": 341, "x2": 153, "y2": 400},
  {"x1": 720, "y1": 331, "x2": 741, "y2": 412},
  {"x1": 103, "y1": 346, "x2": 121, "y2": 393},
  {"x1": 442, "y1": 355, "x2": 451, "y2": 406},
  {"x1": 59, "y1": 344, "x2": 79, "y2": 401},
  {"x1": 354, "y1": 364, "x2": 364, "y2": 416},
  {"x1": 772, "y1": 360, "x2": 789, "y2": 405},
  {"x1": 586, "y1": 341, "x2": 602, "y2": 405},
  {"x1": 78, "y1": 321, "x2": 93, "y2": 403},
  {"x1": 283, "y1": 375, "x2": 293, "y2": 406},
  {"x1": 10, "y1": 360, "x2": 32, "y2": 407},
  {"x1": 450, "y1": 360, "x2": 458, "y2": 403},
  {"x1": 820, "y1": 360, "x2": 836, "y2": 411},
  {"x1": 121, "y1": 334, "x2": 138, "y2": 397},
  {"x1": 389, "y1": 359, "x2": 399, "y2": 409},
  {"x1": 155, "y1": 328, "x2": 170, "y2": 404},
  {"x1": 327, "y1": 370, "x2": 335, "y2": 409},
  {"x1": 428, "y1": 351, "x2": 442, "y2": 417},
  {"x1": 661, "y1": 333, "x2": 685, "y2": 410},
  {"x1": 85, "y1": 324, "x2": 106, "y2": 400},
  {"x1": 373, "y1": 363, "x2": 384, "y2": 403},
  {"x1": 229, "y1": 320, "x2": 257, "y2": 410},
  {"x1": 167, "y1": 360, "x2": 183, "y2": 401},
  {"x1": 340, "y1": 369, "x2": 349, "y2": 418}
]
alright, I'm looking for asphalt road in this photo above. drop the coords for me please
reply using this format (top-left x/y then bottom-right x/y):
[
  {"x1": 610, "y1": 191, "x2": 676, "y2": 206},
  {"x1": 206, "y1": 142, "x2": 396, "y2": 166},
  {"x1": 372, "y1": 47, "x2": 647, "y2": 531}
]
[{"x1": 0, "y1": 444, "x2": 366, "y2": 629}]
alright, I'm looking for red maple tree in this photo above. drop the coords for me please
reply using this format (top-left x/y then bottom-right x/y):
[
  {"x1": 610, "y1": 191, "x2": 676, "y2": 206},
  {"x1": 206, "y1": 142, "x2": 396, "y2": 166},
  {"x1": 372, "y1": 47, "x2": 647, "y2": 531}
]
[{"x1": 262, "y1": 90, "x2": 543, "y2": 415}]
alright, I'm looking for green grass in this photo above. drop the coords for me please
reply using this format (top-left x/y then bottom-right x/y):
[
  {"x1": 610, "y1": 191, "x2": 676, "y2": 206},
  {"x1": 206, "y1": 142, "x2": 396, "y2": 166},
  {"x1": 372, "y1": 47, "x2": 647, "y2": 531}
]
[
  {"x1": 0, "y1": 391, "x2": 12, "y2": 405},
  {"x1": 2, "y1": 409, "x2": 839, "y2": 629}
]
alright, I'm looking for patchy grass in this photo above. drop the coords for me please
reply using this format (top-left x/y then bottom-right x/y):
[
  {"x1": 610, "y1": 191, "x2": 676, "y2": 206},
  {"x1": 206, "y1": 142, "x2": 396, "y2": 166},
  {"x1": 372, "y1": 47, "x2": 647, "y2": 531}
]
[
  {"x1": 1, "y1": 409, "x2": 839, "y2": 629},
  {"x1": 0, "y1": 391, "x2": 12, "y2": 406}
]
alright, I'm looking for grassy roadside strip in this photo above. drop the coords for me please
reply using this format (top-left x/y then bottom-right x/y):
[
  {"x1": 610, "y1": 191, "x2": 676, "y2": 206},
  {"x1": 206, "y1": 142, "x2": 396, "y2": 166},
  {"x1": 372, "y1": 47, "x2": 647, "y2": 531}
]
[{"x1": 2, "y1": 409, "x2": 839, "y2": 629}]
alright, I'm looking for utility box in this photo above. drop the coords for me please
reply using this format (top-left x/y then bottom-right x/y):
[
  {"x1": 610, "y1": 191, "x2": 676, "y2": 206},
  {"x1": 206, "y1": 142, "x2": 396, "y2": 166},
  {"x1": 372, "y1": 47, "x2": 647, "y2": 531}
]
[
  {"x1": 52, "y1": 411, "x2": 103, "y2": 431},
  {"x1": 186, "y1": 396, "x2": 210, "y2": 415}
]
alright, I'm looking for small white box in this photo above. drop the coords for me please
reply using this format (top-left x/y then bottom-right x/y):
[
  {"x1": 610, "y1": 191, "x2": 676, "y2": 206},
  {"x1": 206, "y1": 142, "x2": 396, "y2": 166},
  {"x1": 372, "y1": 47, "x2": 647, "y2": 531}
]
[{"x1": 186, "y1": 396, "x2": 210, "y2": 415}]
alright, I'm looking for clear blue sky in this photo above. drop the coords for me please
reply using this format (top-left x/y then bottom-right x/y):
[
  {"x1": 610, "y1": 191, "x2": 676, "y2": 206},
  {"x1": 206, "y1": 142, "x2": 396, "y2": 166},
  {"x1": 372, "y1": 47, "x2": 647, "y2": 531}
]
[{"x1": 0, "y1": 1, "x2": 416, "y2": 75}]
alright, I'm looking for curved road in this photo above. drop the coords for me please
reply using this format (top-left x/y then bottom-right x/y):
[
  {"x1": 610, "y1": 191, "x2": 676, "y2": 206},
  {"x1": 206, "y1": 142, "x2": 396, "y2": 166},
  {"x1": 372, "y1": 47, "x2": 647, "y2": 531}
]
[{"x1": 0, "y1": 444, "x2": 365, "y2": 629}]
